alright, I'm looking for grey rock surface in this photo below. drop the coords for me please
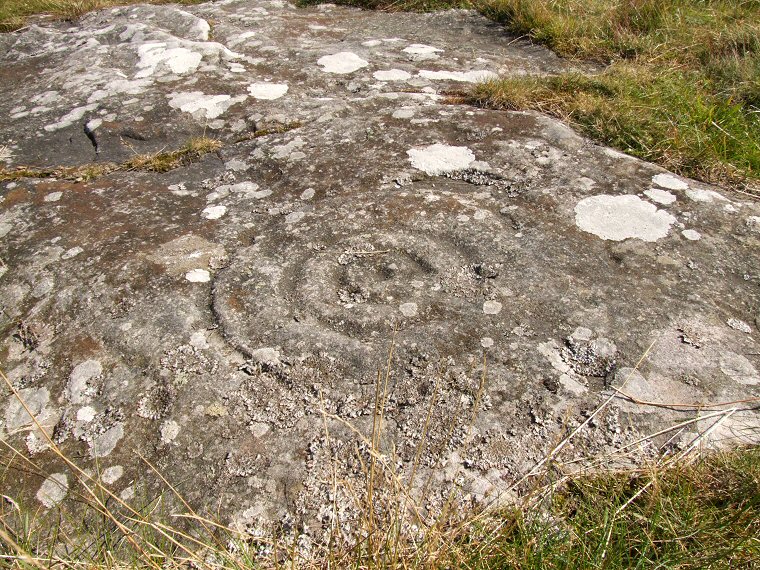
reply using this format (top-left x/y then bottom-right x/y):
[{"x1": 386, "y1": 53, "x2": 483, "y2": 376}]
[{"x1": 1, "y1": 0, "x2": 759, "y2": 537}]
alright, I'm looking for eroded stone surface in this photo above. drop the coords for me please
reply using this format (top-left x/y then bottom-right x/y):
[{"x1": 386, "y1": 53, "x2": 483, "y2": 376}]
[{"x1": 1, "y1": 0, "x2": 759, "y2": 542}]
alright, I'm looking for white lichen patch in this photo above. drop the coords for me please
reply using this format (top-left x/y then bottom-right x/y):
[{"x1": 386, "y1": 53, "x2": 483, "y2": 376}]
[
  {"x1": 168, "y1": 183, "x2": 191, "y2": 196},
  {"x1": 4, "y1": 387, "x2": 50, "y2": 432},
  {"x1": 251, "y1": 422, "x2": 270, "y2": 438},
  {"x1": 160, "y1": 419, "x2": 180, "y2": 444},
  {"x1": 373, "y1": 69, "x2": 412, "y2": 81},
  {"x1": 31, "y1": 90, "x2": 60, "y2": 105},
  {"x1": 202, "y1": 205, "x2": 227, "y2": 220},
  {"x1": 644, "y1": 188, "x2": 676, "y2": 205},
  {"x1": 88, "y1": 78, "x2": 152, "y2": 103},
  {"x1": 272, "y1": 137, "x2": 306, "y2": 160},
  {"x1": 167, "y1": 92, "x2": 246, "y2": 120},
  {"x1": 399, "y1": 302, "x2": 418, "y2": 317},
  {"x1": 0, "y1": 222, "x2": 11, "y2": 238},
  {"x1": 86, "y1": 118, "x2": 102, "y2": 131},
  {"x1": 483, "y1": 300, "x2": 502, "y2": 315},
  {"x1": 44, "y1": 191, "x2": 63, "y2": 202},
  {"x1": 719, "y1": 352, "x2": 759, "y2": 385},
  {"x1": 250, "y1": 347, "x2": 281, "y2": 366},
  {"x1": 189, "y1": 15, "x2": 211, "y2": 41},
  {"x1": 247, "y1": 82, "x2": 289, "y2": 100},
  {"x1": 252, "y1": 188, "x2": 273, "y2": 199},
  {"x1": 407, "y1": 143, "x2": 475, "y2": 175},
  {"x1": 36, "y1": 473, "x2": 68, "y2": 508},
  {"x1": 538, "y1": 341, "x2": 571, "y2": 374},
  {"x1": 418, "y1": 69, "x2": 498, "y2": 83},
  {"x1": 90, "y1": 423, "x2": 124, "y2": 458},
  {"x1": 101, "y1": 465, "x2": 124, "y2": 485},
  {"x1": 185, "y1": 269, "x2": 211, "y2": 283},
  {"x1": 574, "y1": 195, "x2": 676, "y2": 242},
  {"x1": 32, "y1": 276, "x2": 54, "y2": 297},
  {"x1": 652, "y1": 173, "x2": 688, "y2": 190},
  {"x1": 26, "y1": 431, "x2": 50, "y2": 455},
  {"x1": 317, "y1": 52, "x2": 368, "y2": 74},
  {"x1": 285, "y1": 211, "x2": 305, "y2": 224},
  {"x1": 66, "y1": 360, "x2": 102, "y2": 405},
  {"x1": 227, "y1": 30, "x2": 259, "y2": 47},
  {"x1": 681, "y1": 229, "x2": 701, "y2": 241},
  {"x1": 727, "y1": 319, "x2": 752, "y2": 334},
  {"x1": 225, "y1": 159, "x2": 248, "y2": 172},
  {"x1": 0, "y1": 145, "x2": 12, "y2": 163},
  {"x1": 403, "y1": 44, "x2": 441, "y2": 54},
  {"x1": 44, "y1": 104, "x2": 98, "y2": 132},
  {"x1": 569, "y1": 326, "x2": 593, "y2": 343},
  {"x1": 559, "y1": 373, "x2": 587, "y2": 396},
  {"x1": 62, "y1": 246, "x2": 83, "y2": 259},
  {"x1": 190, "y1": 331, "x2": 209, "y2": 349},
  {"x1": 402, "y1": 44, "x2": 442, "y2": 60},
  {"x1": 686, "y1": 188, "x2": 727, "y2": 203},
  {"x1": 136, "y1": 43, "x2": 203, "y2": 78},
  {"x1": 392, "y1": 107, "x2": 415, "y2": 119},
  {"x1": 76, "y1": 406, "x2": 97, "y2": 423},
  {"x1": 210, "y1": 181, "x2": 265, "y2": 200}
]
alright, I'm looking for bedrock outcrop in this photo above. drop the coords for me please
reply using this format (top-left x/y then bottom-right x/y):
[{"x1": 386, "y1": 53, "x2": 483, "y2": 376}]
[{"x1": 1, "y1": 0, "x2": 759, "y2": 537}]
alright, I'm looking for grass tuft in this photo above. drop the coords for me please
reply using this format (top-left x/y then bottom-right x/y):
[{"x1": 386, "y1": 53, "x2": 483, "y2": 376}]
[
  {"x1": 122, "y1": 136, "x2": 223, "y2": 173},
  {"x1": 0, "y1": 136, "x2": 222, "y2": 182}
]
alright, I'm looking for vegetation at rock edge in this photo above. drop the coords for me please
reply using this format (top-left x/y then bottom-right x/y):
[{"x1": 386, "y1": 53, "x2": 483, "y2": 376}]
[
  {"x1": 2, "y1": 363, "x2": 760, "y2": 569},
  {"x1": 302, "y1": 0, "x2": 760, "y2": 193}
]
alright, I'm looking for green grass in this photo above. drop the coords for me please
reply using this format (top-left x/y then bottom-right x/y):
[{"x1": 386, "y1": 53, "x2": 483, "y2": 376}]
[
  {"x1": 472, "y1": 66, "x2": 760, "y2": 187},
  {"x1": 459, "y1": 448, "x2": 760, "y2": 569}
]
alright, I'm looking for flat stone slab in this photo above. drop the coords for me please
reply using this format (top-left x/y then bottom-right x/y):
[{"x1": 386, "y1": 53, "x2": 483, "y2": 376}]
[{"x1": 1, "y1": 0, "x2": 759, "y2": 537}]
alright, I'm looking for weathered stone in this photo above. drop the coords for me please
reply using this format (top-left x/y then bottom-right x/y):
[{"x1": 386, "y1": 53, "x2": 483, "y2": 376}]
[{"x1": 1, "y1": 0, "x2": 759, "y2": 538}]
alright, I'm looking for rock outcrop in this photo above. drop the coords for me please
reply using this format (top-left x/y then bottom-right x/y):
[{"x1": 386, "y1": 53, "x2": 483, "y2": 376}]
[{"x1": 1, "y1": 0, "x2": 759, "y2": 536}]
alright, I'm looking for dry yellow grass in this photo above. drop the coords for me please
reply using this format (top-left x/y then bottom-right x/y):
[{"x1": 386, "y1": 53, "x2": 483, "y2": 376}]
[{"x1": 0, "y1": 136, "x2": 222, "y2": 183}]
